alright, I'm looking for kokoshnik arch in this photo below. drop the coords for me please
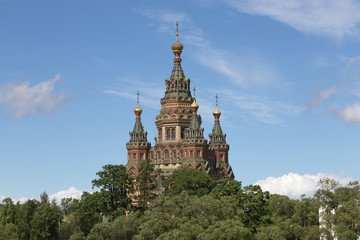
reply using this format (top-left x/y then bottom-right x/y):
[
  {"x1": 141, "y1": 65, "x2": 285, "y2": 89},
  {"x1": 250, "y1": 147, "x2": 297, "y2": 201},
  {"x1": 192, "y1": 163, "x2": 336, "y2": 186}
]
[{"x1": 126, "y1": 23, "x2": 234, "y2": 181}]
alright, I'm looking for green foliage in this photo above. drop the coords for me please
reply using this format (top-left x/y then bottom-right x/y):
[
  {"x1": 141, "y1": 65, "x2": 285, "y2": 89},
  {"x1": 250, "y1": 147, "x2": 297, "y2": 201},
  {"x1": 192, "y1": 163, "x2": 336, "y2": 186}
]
[
  {"x1": 136, "y1": 159, "x2": 157, "y2": 211},
  {"x1": 92, "y1": 164, "x2": 133, "y2": 219},
  {"x1": 163, "y1": 167, "x2": 214, "y2": 197},
  {"x1": 30, "y1": 193, "x2": 60, "y2": 240},
  {"x1": 69, "y1": 231, "x2": 86, "y2": 240},
  {"x1": 6, "y1": 165, "x2": 360, "y2": 240}
]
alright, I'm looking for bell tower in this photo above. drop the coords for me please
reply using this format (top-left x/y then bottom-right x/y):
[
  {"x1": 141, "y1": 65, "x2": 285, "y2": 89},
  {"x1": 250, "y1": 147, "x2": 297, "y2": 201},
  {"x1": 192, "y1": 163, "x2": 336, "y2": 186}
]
[
  {"x1": 126, "y1": 91, "x2": 151, "y2": 177},
  {"x1": 155, "y1": 22, "x2": 193, "y2": 147}
]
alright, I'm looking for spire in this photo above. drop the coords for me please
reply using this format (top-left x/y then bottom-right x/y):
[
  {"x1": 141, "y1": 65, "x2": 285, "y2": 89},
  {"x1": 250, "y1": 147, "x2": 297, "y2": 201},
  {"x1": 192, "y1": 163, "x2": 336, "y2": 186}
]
[
  {"x1": 190, "y1": 86, "x2": 199, "y2": 114},
  {"x1": 129, "y1": 91, "x2": 147, "y2": 142},
  {"x1": 170, "y1": 22, "x2": 185, "y2": 80},
  {"x1": 209, "y1": 94, "x2": 226, "y2": 144},
  {"x1": 186, "y1": 86, "x2": 204, "y2": 138}
]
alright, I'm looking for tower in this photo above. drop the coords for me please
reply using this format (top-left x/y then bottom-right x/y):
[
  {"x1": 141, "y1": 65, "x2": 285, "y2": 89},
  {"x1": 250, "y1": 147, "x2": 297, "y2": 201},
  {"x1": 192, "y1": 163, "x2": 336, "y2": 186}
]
[
  {"x1": 126, "y1": 91, "x2": 151, "y2": 177},
  {"x1": 126, "y1": 23, "x2": 234, "y2": 180}
]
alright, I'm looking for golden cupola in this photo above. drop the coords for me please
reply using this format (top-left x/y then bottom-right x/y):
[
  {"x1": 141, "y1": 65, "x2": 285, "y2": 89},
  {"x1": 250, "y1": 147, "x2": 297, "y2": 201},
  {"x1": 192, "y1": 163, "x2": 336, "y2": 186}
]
[
  {"x1": 134, "y1": 91, "x2": 142, "y2": 116},
  {"x1": 213, "y1": 94, "x2": 221, "y2": 118},
  {"x1": 171, "y1": 22, "x2": 183, "y2": 53}
]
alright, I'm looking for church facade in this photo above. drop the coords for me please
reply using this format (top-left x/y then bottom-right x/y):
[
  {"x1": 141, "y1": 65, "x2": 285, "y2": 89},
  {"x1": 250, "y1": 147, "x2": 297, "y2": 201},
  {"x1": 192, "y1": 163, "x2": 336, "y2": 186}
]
[{"x1": 126, "y1": 29, "x2": 234, "y2": 181}]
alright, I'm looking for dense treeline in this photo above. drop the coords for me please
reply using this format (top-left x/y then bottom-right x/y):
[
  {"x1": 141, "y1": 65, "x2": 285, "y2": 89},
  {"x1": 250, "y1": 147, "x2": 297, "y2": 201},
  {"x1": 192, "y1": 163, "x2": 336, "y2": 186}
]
[{"x1": 0, "y1": 162, "x2": 359, "y2": 239}]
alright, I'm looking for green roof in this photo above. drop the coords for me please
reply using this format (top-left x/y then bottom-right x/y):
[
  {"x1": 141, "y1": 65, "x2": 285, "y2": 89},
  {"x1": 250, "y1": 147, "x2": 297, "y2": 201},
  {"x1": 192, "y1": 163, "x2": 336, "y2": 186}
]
[
  {"x1": 132, "y1": 119, "x2": 144, "y2": 133},
  {"x1": 211, "y1": 122, "x2": 223, "y2": 135},
  {"x1": 170, "y1": 63, "x2": 185, "y2": 80}
]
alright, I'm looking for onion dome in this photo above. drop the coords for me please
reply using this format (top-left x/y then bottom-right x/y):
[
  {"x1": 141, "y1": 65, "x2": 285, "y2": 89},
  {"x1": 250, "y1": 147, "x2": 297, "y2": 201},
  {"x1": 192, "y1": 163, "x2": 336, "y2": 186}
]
[
  {"x1": 134, "y1": 91, "x2": 142, "y2": 115},
  {"x1": 134, "y1": 103, "x2": 142, "y2": 115},
  {"x1": 191, "y1": 97, "x2": 199, "y2": 112},
  {"x1": 172, "y1": 33, "x2": 184, "y2": 53},
  {"x1": 213, "y1": 94, "x2": 221, "y2": 117},
  {"x1": 213, "y1": 106, "x2": 221, "y2": 117}
]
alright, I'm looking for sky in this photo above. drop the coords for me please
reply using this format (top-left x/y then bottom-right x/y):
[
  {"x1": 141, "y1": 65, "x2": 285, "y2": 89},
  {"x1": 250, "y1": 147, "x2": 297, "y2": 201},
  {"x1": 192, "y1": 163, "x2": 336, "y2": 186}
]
[{"x1": 1, "y1": 0, "x2": 360, "y2": 202}]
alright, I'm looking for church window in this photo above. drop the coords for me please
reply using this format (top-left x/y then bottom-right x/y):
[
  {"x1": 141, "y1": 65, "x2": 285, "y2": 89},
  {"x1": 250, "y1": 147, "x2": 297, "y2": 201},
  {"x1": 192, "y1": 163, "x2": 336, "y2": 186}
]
[
  {"x1": 157, "y1": 152, "x2": 161, "y2": 160},
  {"x1": 220, "y1": 154, "x2": 224, "y2": 162},
  {"x1": 173, "y1": 151, "x2": 177, "y2": 159},
  {"x1": 166, "y1": 128, "x2": 171, "y2": 140},
  {"x1": 171, "y1": 128, "x2": 176, "y2": 140},
  {"x1": 133, "y1": 153, "x2": 136, "y2": 160},
  {"x1": 181, "y1": 127, "x2": 185, "y2": 139},
  {"x1": 151, "y1": 152, "x2": 154, "y2": 159},
  {"x1": 165, "y1": 151, "x2": 169, "y2": 159},
  {"x1": 197, "y1": 150, "x2": 201, "y2": 157},
  {"x1": 140, "y1": 153, "x2": 144, "y2": 160},
  {"x1": 180, "y1": 151, "x2": 184, "y2": 159},
  {"x1": 158, "y1": 129, "x2": 162, "y2": 141},
  {"x1": 189, "y1": 150, "x2": 193, "y2": 157}
]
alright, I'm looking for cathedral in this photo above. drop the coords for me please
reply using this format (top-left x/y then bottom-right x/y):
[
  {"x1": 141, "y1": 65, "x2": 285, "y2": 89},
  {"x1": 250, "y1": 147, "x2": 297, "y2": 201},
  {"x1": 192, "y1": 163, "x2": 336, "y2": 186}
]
[{"x1": 126, "y1": 26, "x2": 234, "y2": 181}]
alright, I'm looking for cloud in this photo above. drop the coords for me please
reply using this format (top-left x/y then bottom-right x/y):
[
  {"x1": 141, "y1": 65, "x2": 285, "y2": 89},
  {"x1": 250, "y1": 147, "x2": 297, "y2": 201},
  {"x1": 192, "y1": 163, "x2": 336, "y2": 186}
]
[
  {"x1": 49, "y1": 186, "x2": 87, "y2": 204},
  {"x1": 134, "y1": 9, "x2": 301, "y2": 124},
  {"x1": 104, "y1": 77, "x2": 163, "y2": 110},
  {"x1": 307, "y1": 86, "x2": 337, "y2": 111},
  {"x1": 0, "y1": 186, "x2": 88, "y2": 204},
  {"x1": 337, "y1": 101, "x2": 360, "y2": 123},
  {"x1": 255, "y1": 172, "x2": 353, "y2": 199},
  {"x1": 225, "y1": 0, "x2": 360, "y2": 39},
  {"x1": 134, "y1": 9, "x2": 188, "y2": 35},
  {"x1": 346, "y1": 56, "x2": 360, "y2": 69},
  {"x1": 217, "y1": 89, "x2": 303, "y2": 124},
  {"x1": 0, "y1": 74, "x2": 70, "y2": 119}
]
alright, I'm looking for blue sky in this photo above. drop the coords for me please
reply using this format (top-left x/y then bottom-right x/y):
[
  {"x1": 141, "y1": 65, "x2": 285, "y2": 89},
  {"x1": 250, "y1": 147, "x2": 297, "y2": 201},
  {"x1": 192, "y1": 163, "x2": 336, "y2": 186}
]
[{"x1": 1, "y1": 0, "x2": 360, "y2": 201}]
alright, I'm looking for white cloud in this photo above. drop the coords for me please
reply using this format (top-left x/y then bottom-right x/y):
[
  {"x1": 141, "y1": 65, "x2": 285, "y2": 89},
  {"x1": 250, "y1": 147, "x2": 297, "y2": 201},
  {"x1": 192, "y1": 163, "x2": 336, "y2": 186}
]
[
  {"x1": 225, "y1": 0, "x2": 360, "y2": 39},
  {"x1": 338, "y1": 101, "x2": 360, "y2": 123},
  {"x1": 217, "y1": 89, "x2": 303, "y2": 124},
  {"x1": 307, "y1": 86, "x2": 337, "y2": 111},
  {"x1": 104, "y1": 77, "x2": 163, "y2": 110},
  {"x1": 0, "y1": 74, "x2": 69, "y2": 119},
  {"x1": 0, "y1": 186, "x2": 88, "y2": 204},
  {"x1": 49, "y1": 186, "x2": 86, "y2": 204},
  {"x1": 256, "y1": 172, "x2": 353, "y2": 199}
]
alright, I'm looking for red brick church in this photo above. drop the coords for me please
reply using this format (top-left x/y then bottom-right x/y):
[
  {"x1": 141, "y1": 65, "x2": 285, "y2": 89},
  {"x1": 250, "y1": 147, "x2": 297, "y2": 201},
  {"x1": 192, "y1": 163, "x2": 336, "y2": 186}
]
[{"x1": 126, "y1": 25, "x2": 234, "y2": 181}]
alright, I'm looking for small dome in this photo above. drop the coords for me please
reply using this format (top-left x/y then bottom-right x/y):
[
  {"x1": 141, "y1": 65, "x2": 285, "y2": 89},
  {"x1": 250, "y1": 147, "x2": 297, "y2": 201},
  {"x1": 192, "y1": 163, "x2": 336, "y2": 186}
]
[
  {"x1": 191, "y1": 98, "x2": 199, "y2": 112},
  {"x1": 171, "y1": 33, "x2": 183, "y2": 53},
  {"x1": 134, "y1": 103, "x2": 142, "y2": 115},
  {"x1": 213, "y1": 106, "x2": 221, "y2": 117}
]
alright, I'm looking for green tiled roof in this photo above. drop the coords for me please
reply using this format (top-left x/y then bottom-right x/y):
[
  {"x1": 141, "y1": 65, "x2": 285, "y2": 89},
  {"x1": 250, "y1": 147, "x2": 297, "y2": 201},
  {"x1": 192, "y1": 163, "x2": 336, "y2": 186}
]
[
  {"x1": 132, "y1": 119, "x2": 144, "y2": 133},
  {"x1": 170, "y1": 64, "x2": 185, "y2": 80},
  {"x1": 189, "y1": 115, "x2": 201, "y2": 130},
  {"x1": 212, "y1": 122, "x2": 223, "y2": 135}
]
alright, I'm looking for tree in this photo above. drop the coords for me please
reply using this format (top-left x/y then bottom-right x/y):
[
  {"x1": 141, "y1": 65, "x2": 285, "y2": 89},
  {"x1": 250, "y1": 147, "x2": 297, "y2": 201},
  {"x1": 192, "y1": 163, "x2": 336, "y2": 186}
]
[
  {"x1": 240, "y1": 185, "x2": 270, "y2": 233},
  {"x1": 92, "y1": 164, "x2": 133, "y2": 218},
  {"x1": 163, "y1": 167, "x2": 214, "y2": 197},
  {"x1": 136, "y1": 159, "x2": 157, "y2": 211},
  {"x1": 17, "y1": 199, "x2": 40, "y2": 240},
  {"x1": 30, "y1": 193, "x2": 60, "y2": 240},
  {"x1": 72, "y1": 191, "x2": 103, "y2": 236}
]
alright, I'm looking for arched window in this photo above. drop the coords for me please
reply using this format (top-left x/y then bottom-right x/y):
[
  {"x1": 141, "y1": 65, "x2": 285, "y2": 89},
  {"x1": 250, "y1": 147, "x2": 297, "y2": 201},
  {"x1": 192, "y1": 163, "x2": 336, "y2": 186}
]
[
  {"x1": 158, "y1": 128, "x2": 162, "y2": 141},
  {"x1": 173, "y1": 151, "x2": 177, "y2": 159},
  {"x1": 171, "y1": 128, "x2": 176, "y2": 140},
  {"x1": 166, "y1": 128, "x2": 170, "y2": 140},
  {"x1": 165, "y1": 151, "x2": 169, "y2": 159}
]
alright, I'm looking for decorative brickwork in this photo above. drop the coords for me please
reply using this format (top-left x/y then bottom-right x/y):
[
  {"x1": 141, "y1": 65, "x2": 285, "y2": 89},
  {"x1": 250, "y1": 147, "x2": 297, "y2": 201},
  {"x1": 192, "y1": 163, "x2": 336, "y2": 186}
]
[{"x1": 126, "y1": 28, "x2": 234, "y2": 181}]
